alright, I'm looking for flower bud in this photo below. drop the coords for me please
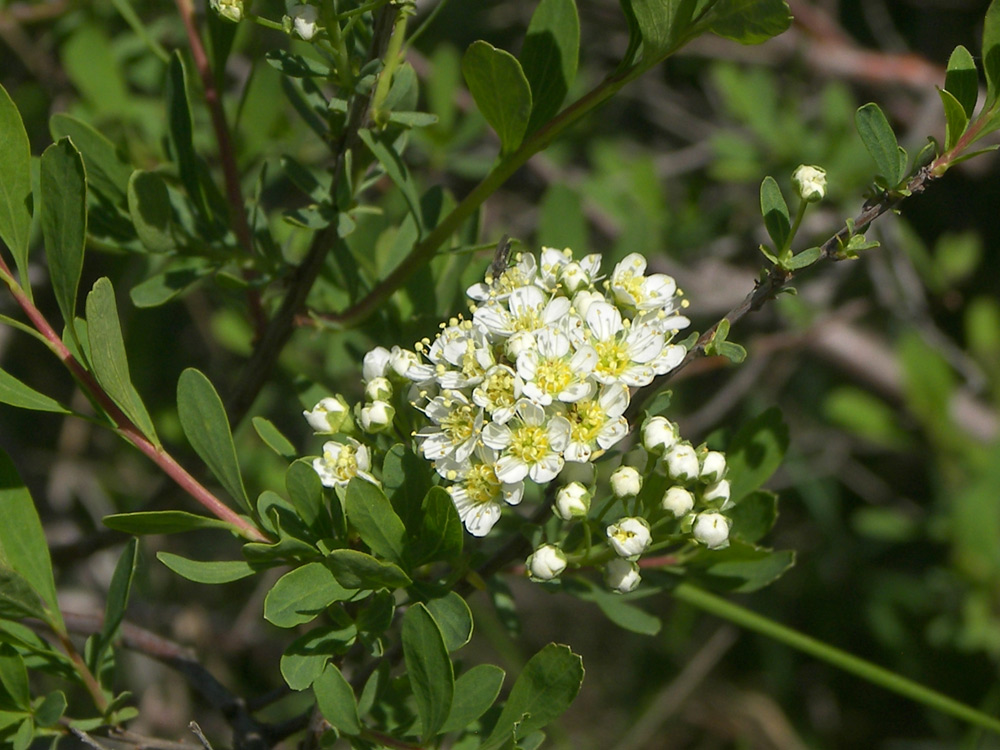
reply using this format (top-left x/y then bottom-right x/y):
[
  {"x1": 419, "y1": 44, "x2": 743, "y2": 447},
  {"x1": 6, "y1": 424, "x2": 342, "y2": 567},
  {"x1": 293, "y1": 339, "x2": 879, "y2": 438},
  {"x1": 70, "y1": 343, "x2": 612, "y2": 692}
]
[
  {"x1": 554, "y1": 482, "x2": 591, "y2": 520},
  {"x1": 560, "y1": 261, "x2": 590, "y2": 293},
  {"x1": 605, "y1": 558, "x2": 641, "y2": 593},
  {"x1": 504, "y1": 330, "x2": 535, "y2": 361},
  {"x1": 606, "y1": 517, "x2": 652, "y2": 558},
  {"x1": 642, "y1": 416, "x2": 677, "y2": 454},
  {"x1": 389, "y1": 347, "x2": 422, "y2": 380},
  {"x1": 699, "y1": 450, "x2": 727, "y2": 483},
  {"x1": 792, "y1": 164, "x2": 827, "y2": 203},
  {"x1": 303, "y1": 396, "x2": 349, "y2": 434},
  {"x1": 661, "y1": 486, "x2": 694, "y2": 517},
  {"x1": 359, "y1": 400, "x2": 395, "y2": 433},
  {"x1": 610, "y1": 465, "x2": 643, "y2": 498},
  {"x1": 288, "y1": 3, "x2": 319, "y2": 40},
  {"x1": 701, "y1": 479, "x2": 731, "y2": 509},
  {"x1": 572, "y1": 290, "x2": 604, "y2": 318},
  {"x1": 664, "y1": 444, "x2": 699, "y2": 483},
  {"x1": 527, "y1": 544, "x2": 567, "y2": 581},
  {"x1": 363, "y1": 346, "x2": 391, "y2": 381},
  {"x1": 365, "y1": 377, "x2": 393, "y2": 402},
  {"x1": 692, "y1": 512, "x2": 731, "y2": 549},
  {"x1": 210, "y1": 0, "x2": 243, "y2": 22}
]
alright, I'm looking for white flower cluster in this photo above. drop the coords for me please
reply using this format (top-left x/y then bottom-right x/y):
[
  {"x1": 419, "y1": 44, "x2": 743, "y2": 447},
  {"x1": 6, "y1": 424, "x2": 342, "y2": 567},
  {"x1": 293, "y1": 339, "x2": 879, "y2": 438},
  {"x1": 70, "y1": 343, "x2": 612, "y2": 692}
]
[{"x1": 376, "y1": 247, "x2": 690, "y2": 536}]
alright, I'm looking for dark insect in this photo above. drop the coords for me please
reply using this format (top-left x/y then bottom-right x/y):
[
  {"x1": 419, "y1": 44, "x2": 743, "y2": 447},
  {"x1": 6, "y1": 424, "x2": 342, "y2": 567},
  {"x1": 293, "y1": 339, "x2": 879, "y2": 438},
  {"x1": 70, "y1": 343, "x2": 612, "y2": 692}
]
[{"x1": 489, "y1": 234, "x2": 513, "y2": 285}]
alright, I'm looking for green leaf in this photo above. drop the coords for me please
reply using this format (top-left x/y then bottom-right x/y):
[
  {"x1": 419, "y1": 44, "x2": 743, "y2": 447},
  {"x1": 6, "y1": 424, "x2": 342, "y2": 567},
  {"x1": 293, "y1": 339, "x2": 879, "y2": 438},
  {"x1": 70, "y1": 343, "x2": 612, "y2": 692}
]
[
  {"x1": 0, "y1": 451, "x2": 63, "y2": 631},
  {"x1": 357, "y1": 129, "x2": 424, "y2": 235},
  {"x1": 938, "y1": 88, "x2": 969, "y2": 153},
  {"x1": 424, "y1": 592, "x2": 474, "y2": 651},
  {"x1": 129, "y1": 259, "x2": 212, "y2": 308},
  {"x1": 783, "y1": 246, "x2": 821, "y2": 270},
  {"x1": 759, "y1": 176, "x2": 789, "y2": 250},
  {"x1": 0, "y1": 370, "x2": 70, "y2": 414},
  {"x1": 263, "y1": 563, "x2": 355, "y2": 629},
  {"x1": 264, "y1": 49, "x2": 331, "y2": 78},
  {"x1": 40, "y1": 138, "x2": 87, "y2": 327},
  {"x1": 410, "y1": 487, "x2": 463, "y2": 566},
  {"x1": 286, "y1": 459, "x2": 326, "y2": 534},
  {"x1": 326, "y1": 550, "x2": 411, "y2": 591},
  {"x1": 252, "y1": 417, "x2": 297, "y2": 461},
  {"x1": 0, "y1": 645, "x2": 29, "y2": 709},
  {"x1": 403, "y1": 603, "x2": 454, "y2": 741},
  {"x1": 177, "y1": 368, "x2": 249, "y2": 512},
  {"x1": 313, "y1": 663, "x2": 361, "y2": 736},
  {"x1": 33, "y1": 690, "x2": 66, "y2": 727},
  {"x1": 728, "y1": 490, "x2": 778, "y2": 545},
  {"x1": 103, "y1": 511, "x2": 234, "y2": 535},
  {"x1": 707, "y1": 0, "x2": 792, "y2": 45},
  {"x1": 91, "y1": 539, "x2": 137, "y2": 678},
  {"x1": 462, "y1": 41, "x2": 532, "y2": 155},
  {"x1": 344, "y1": 478, "x2": 406, "y2": 566},
  {"x1": 855, "y1": 103, "x2": 904, "y2": 187},
  {"x1": 280, "y1": 625, "x2": 357, "y2": 691},
  {"x1": 156, "y1": 552, "x2": 255, "y2": 584},
  {"x1": 85, "y1": 278, "x2": 159, "y2": 443},
  {"x1": 571, "y1": 582, "x2": 661, "y2": 635},
  {"x1": 725, "y1": 407, "x2": 788, "y2": 503},
  {"x1": 0, "y1": 568, "x2": 47, "y2": 622},
  {"x1": 50, "y1": 114, "x2": 133, "y2": 203},
  {"x1": 441, "y1": 664, "x2": 505, "y2": 734},
  {"x1": 483, "y1": 644, "x2": 584, "y2": 748},
  {"x1": 11, "y1": 718, "x2": 32, "y2": 750},
  {"x1": 945, "y1": 45, "x2": 978, "y2": 119},
  {"x1": 692, "y1": 541, "x2": 795, "y2": 593},
  {"x1": 0, "y1": 84, "x2": 33, "y2": 289},
  {"x1": 625, "y1": 0, "x2": 702, "y2": 61},
  {"x1": 984, "y1": 0, "x2": 1000, "y2": 108},
  {"x1": 520, "y1": 0, "x2": 580, "y2": 135},
  {"x1": 383, "y1": 444, "x2": 431, "y2": 532},
  {"x1": 127, "y1": 171, "x2": 176, "y2": 253}
]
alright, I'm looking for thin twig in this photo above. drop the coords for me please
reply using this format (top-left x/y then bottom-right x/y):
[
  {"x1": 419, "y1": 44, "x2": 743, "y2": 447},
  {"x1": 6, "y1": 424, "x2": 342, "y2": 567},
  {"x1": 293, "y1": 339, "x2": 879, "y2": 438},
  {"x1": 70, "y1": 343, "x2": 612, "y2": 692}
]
[{"x1": 188, "y1": 722, "x2": 214, "y2": 750}]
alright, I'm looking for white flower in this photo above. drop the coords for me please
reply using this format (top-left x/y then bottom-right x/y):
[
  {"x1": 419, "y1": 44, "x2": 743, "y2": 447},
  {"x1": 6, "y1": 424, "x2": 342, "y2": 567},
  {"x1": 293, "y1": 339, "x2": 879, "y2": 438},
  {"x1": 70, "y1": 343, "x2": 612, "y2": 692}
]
[
  {"x1": 517, "y1": 327, "x2": 596, "y2": 405},
  {"x1": 474, "y1": 284, "x2": 570, "y2": 339},
  {"x1": 641, "y1": 416, "x2": 677, "y2": 454},
  {"x1": 416, "y1": 390, "x2": 482, "y2": 464},
  {"x1": 605, "y1": 558, "x2": 641, "y2": 593},
  {"x1": 554, "y1": 482, "x2": 591, "y2": 520},
  {"x1": 210, "y1": 0, "x2": 243, "y2": 22},
  {"x1": 442, "y1": 452, "x2": 523, "y2": 537},
  {"x1": 700, "y1": 451, "x2": 727, "y2": 483},
  {"x1": 467, "y1": 252, "x2": 538, "y2": 302},
  {"x1": 664, "y1": 443, "x2": 699, "y2": 482},
  {"x1": 363, "y1": 347, "x2": 391, "y2": 381},
  {"x1": 423, "y1": 320, "x2": 494, "y2": 389},
  {"x1": 364, "y1": 377, "x2": 392, "y2": 402},
  {"x1": 607, "y1": 517, "x2": 652, "y2": 557},
  {"x1": 390, "y1": 346, "x2": 432, "y2": 382},
  {"x1": 571, "y1": 289, "x2": 605, "y2": 318},
  {"x1": 609, "y1": 466, "x2": 642, "y2": 498},
  {"x1": 527, "y1": 544, "x2": 567, "y2": 581},
  {"x1": 537, "y1": 247, "x2": 573, "y2": 291},
  {"x1": 702, "y1": 479, "x2": 731, "y2": 509},
  {"x1": 359, "y1": 400, "x2": 395, "y2": 433},
  {"x1": 692, "y1": 512, "x2": 731, "y2": 549},
  {"x1": 472, "y1": 365, "x2": 522, "y2": 424},
  {"x1": 482, "y1": 400, "x2": 570, "y2": 484},
  {"x1": 562, "y1": 383, "x2": 630, "y2": 463},
  {"x1": 609, "y1": 253, "x2": 678, "y2": 311},
  {"x1": 584, "y1": 302, "x2": 666, "y2": 387},
  {"x1": 503, "y1": 330, "x2": 536, "y2": 360},
  {"x1": 661, "y1": 486, "x2": 694, "y2": 517},
  {"x1": 288, "y1": 3, "x2": 319, "y2": 40},
  {"x1": 312, "y1": 439, "x2": 376, "y2": 488},
  {"x1": 792, "y1": 164, "x2": 827, "y2": 203},
  {"x1": 304, "y1": 396, "x2": 350, "y2": 434}
]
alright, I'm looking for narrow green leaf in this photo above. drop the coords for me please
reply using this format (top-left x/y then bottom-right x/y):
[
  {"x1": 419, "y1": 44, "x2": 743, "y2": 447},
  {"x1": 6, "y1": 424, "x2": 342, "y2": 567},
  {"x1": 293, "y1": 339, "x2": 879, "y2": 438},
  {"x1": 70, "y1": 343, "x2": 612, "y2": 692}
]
[
  {"x1": 0, "y1": 451, "x2": 63, "y2": 631},
  {"x1": 520, "y1": 0, "x2": 580, "y2": 135},
  {"x1": 759, "y1": 175, "x2": 789, "y2": 250},
  {"x1": 692, "y1": 541, "x2": 795, "y2": 593},
  {"x1": 11, "y1": 718, "x2": 32, "y2": 750},
  {"x1": 425, "y1": 592, "x2": 474, "y2": 652},
  {"x1": 984, "y1": 0, "x2": 1000, "y2": 107},
  {"x1": 461, "y1": 41, "x2": 532, "y2": 154},
  {"x1": 945, "y1": 45, "x2": 978, "y2": 119},
  {"x1": 344, "y1": 478, "x2": 406, "y2": 566},
  {"x1": 85, "y1": 278, "x2": 159, "y2": 443},
  {"x1": 725, "y1": 407, "x2": 789, "y2": 503},
  {"x1": 0, "y1": 645, "x2": 29, "y2": 709},
  {"x1": 935, "y1": 88, "x2": 969, "y2": 155},
  {"x1": 574, "y1": 583, "x2": 661, "y2": 635},
  {"x1": 286, "y1": 459, "x2": 325, "y2": 533},
  {"x1": 441, "y1": 664, "x2": 505, "y2": 734},
  {"x1": 314, "y1": 663, "x2": 361, "y2": 736},
  {"x1": 708, "y1": 0, "x2": 792, "y2": 45},
  {"x1": 326, "y1": 549, "x2": 411, "y2": 591},
  {"x1": 265, "y1": 49, "x2": 331, "y2": 78},
  {"x1": 93, "y1": 538, "x2": 137, "y2": 677},
  {"x1": 177, "y1": 368, "x2": 249, "y2": 511},
  {"x1": 156, "y1": 552, "x2": 255, "y2": 584},
  {"x1": 280, "y1": 625, "x2": 357, "y2": 690},
  {"x1": 483, "y1": 643, "x2": 584, "y2": 748},
  {"x1": 103, "y1": 510, "x2": 234, "y2": 535},
  {"x1": 127, "y1": 171, "x2": 176, "y2": 253},
  {"x1": 252, "y1": 417, "x2": 297, "y2": 461},
  {"x1": 410, "y1": 486, "x2": 463, "y2": 566},
  {"x1": 0, "y1": 84, "x2": 33, "y2": 289},
  {"x1": 357, "y1": 129, "x2": 424, "y2": 235},
  {"x1": 783, "y1": 246, "x2": 822, "y2": 270},
  {"x1": 50, "y1": 114, "x2": 133, "y2": 203},
  {"x1": 263, "y1": 563, "x2": 355, "y2": 629},
  {"x1": 855, "y1": 103, "x2": 903, "y2": 187},
  {"x1": 403, "y1": 603, "x2": 454, "y2": 741},
  {"x1": 129, "y1": 258, "x2": 212, "y2": 308},
  {"x1": 40, "y1": 138, "x2": 87, "y2": 327},
  {"x1": 0, "y1": 370, "x2": 70, "y2": 414}
]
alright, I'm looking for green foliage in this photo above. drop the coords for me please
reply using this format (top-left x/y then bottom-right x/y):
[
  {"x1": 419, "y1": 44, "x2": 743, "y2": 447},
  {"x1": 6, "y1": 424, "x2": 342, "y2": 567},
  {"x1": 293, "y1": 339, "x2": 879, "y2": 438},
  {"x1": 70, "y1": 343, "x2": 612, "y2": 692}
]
[
  {"x1": 0, "y1": 85, "x2": 33, "y2": 293},
  {"x1": 461, "y1": 41, "x2": 533, "y2": 155},
  {"x1": 855, "y1": 103, "x2": 906, "y2": 188},
  {"x1": 40, "y1": 139, "x2": 87, "y2": 327}
]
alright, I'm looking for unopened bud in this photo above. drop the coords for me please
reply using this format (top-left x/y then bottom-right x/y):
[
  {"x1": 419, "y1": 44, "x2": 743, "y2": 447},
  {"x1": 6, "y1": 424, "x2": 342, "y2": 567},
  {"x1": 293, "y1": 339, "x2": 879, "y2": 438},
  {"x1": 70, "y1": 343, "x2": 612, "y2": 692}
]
[
  {"x1": 527, "y1": 544, "x2": 567, "y2": 581},
  {"x1": 554, "y1": 482, "x2": 591, "y2": 520},
  {"x1": 610, "y1": 465, "x2": 643, "y2": 498},
  {"x1": 303, "y1": 396, "x2": 349, "y2": 434},
  {"x1": 605, "y1": 558, "x2": 641, "y2": 593},
  {"x1": 792, "y1": 164, "x2": 827, "y2": 203}
]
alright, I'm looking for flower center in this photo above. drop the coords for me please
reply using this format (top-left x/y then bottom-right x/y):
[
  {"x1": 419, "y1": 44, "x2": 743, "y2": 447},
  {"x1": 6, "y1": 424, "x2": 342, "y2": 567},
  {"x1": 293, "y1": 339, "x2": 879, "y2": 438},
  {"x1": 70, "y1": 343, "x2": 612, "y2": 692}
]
[
  {"x1": 568, "y1": 400, "x2": 604, "y2": 443},
  {"x1": 327, "y1": 445, "x2": 358, "y2": 481},
  {"x1": 465, "y1": 463, "x2": 500, "y2": 505},
  {"x1": 460, "y1": 341, "x2": 486, "y2": 380},
  {"x1": 509, "y1": 424, "x2": 550, "y2": 464},
  {"x1": 594, "y1": 338, "x2": 631, "y2": 378},
  {"x1": 534, "y1": 358, "x2": 573, "y2": 396},
  {"x1": 441, "y1": 403, "x2": 476, "y2": 443},
  {"x1": 480, "y1": 371, "x2": 515, "y2": 413}
]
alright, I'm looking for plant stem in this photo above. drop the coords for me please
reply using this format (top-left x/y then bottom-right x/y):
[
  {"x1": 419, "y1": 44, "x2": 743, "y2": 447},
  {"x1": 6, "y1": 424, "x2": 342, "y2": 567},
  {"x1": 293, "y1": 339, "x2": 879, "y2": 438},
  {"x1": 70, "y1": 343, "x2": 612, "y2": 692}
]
[
  {"x1": 56, "y1": 630, "x2": 109, "y2": 715},
  {"x1": 672, "y1": 582, "x2": 1000, "y2": 735}
]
